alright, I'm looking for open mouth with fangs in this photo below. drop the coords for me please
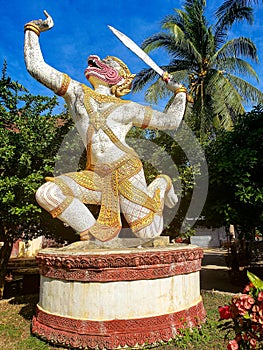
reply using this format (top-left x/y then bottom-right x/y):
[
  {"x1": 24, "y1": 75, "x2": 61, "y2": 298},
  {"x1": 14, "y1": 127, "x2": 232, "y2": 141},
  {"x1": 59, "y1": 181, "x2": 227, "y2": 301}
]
[
  {"x1": 87, "y1": 56, "x2": 102, "y2": 69},
  {"x1": 88, "y1": 59, "x2": 100, "y2": 68}
]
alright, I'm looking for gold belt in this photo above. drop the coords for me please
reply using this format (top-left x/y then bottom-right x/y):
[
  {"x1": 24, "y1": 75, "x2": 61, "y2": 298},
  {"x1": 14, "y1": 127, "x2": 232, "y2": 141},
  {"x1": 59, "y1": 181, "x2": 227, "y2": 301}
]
[{"x1": 47, "y1": 156, "x2": 161, "y2": 241}]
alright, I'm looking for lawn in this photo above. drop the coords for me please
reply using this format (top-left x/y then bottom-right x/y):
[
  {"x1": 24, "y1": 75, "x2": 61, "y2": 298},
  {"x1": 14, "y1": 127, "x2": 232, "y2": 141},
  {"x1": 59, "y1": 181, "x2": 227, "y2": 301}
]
[{"x1": 0, "y1": 290, "x2": 235, "y2": 350}]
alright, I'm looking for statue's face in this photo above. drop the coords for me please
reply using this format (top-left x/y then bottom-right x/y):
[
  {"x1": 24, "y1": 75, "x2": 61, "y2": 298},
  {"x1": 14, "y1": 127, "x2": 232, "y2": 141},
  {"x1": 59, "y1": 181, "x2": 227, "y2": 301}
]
[{"x1": 85, "y1": 55, "x2": 123, "y2": 87}]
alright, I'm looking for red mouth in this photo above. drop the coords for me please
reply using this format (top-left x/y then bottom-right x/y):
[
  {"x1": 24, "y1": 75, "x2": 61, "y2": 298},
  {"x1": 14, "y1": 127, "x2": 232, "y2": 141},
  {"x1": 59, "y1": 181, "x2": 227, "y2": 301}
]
[{"x1": 88, "y1": 57, "x2": 101, "y2": 69}]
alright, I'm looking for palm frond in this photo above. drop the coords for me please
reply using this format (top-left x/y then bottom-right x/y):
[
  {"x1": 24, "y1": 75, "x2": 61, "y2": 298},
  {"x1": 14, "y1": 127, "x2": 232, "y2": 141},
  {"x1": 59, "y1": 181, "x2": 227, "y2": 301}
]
[
  {"x1": 144, "y1": 79, "x2": 171, "y2": 104},
  {"x1": 132, "y1": 68, "x2": 159, "y2": 92},
  {"x1": 214, "y1": 2, "x2": 254, "y2": 47},
  {"x1": 226, "y1": 74, "x2": 263, "y2": 104},
  {"x1": 216, "y1": 0, "x2": 258, "y2": 20},
  {"x1": 204, "y1": 70, "x2": 245, "y2": 128},
  {"x1": 174, "y1": 9, "x2": 189, "y2": 29},
  {"x1": 173, "y1": 24, "x2": 186, "y2": 42},
  {"x1": 213, "y1": 37, "x2": 258, "y2": 62},
  {"x1": 173, "y1": 24, "x2": 203, "y2": 64},
  {"x1": 141, "y1": 31, "x2": 201, "y2": 65},
  {"x1": 205, "y1": 27, "x2": 216, "y2": 57},
  {"x1": 141, "y1": 32, "x2": 175, "y2": 53},
  {"x1": 213, "y1": 57, "x2": 259, "y2": 81},
  {"x1": 207, "y1": 70, "x2": 244, "y2": 109},
  {"x1": 169, "y1": 69, "x2": 190, "y2": 87},
  {"x1": 216, "y1": 5, "x2": 254, "y2": 28},
  {"x1": 161, "y1": 14, "x2": 179, "y2": 31}
]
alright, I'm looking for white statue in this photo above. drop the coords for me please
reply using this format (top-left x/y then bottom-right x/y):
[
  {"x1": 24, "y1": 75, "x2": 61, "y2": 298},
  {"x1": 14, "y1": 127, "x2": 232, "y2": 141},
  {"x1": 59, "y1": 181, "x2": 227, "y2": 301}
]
[{"x1": 24, "y1": 11, "x2": 187, "y2": 242}]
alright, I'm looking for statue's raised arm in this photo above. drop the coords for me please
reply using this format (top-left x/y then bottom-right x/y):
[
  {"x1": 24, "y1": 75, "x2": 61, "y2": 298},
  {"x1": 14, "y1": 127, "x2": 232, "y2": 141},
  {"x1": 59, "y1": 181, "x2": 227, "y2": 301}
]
[{"x1": 24, "y1": 11, "x2": 69, "y2": 96}]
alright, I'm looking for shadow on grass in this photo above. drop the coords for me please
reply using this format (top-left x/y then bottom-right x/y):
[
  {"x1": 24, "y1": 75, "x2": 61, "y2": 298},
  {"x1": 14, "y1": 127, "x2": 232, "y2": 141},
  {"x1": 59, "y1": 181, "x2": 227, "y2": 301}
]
[
  {"x1": 9, "y1": 294, "x2": 38, "y2": 320},
  {"x1": 200, "y1": 268, "x2": 242, "y2": 294}
]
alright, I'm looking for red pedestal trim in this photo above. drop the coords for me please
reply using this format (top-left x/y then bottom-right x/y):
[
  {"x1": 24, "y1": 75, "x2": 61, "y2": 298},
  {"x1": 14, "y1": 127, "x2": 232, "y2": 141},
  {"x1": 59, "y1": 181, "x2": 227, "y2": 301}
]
[
  {"x1": 36, "y1": 247, "x2": 203, "y2": 282},
  {"x1": 32, "y1": 301, "x2": 206, "y2": 349}
]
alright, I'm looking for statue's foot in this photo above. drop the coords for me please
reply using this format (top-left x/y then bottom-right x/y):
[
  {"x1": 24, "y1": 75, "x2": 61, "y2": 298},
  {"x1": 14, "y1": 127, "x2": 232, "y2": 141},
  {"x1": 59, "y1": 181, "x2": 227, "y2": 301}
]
[
  {"x1": 79, "y1": 229, "x2": 92, "y2": 241},
  {"x1": 156, "y1": 174, "x2": 178, "y2": 208},
  {"x1": 164, "y1": 186, "x2": 178, "y2": 208}
]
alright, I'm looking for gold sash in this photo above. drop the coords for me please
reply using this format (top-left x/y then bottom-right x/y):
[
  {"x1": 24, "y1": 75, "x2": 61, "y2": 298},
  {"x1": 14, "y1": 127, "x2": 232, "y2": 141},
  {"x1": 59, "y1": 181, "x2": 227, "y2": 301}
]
[{"x1": 63, "y1": 156, "x2": 160, "y2": 241}]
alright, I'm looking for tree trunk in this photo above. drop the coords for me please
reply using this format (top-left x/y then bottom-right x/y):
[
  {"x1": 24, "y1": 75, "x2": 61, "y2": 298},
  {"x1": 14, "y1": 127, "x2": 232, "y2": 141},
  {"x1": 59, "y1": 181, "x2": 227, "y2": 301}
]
[{"x1": 0, "y1": 239, "x2": 13, "y2": 299}]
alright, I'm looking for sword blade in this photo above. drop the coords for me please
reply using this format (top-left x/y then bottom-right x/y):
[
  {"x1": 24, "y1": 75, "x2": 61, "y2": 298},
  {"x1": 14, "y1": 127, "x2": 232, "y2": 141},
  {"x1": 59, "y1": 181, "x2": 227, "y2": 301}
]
[{"x1": 108, "y1": 25, "x2": 164, "y2": 77}]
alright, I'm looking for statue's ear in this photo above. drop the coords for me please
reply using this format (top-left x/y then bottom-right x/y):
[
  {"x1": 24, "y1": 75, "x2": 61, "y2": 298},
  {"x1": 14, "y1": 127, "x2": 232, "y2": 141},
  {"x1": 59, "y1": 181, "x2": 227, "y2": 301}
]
[{"x1": 111, "y1": 74, "x2": 135, "y2": 97}]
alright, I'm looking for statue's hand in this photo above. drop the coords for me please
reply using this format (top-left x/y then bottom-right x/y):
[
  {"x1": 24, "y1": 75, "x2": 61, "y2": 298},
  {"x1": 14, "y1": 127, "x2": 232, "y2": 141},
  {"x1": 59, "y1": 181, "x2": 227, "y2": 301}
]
[
  {"x1": 164, "y1": 74, "x2": 183, "y2": 93},
  {"x1": 26, "y1": 10, "x2": 54, "y2": 32}
]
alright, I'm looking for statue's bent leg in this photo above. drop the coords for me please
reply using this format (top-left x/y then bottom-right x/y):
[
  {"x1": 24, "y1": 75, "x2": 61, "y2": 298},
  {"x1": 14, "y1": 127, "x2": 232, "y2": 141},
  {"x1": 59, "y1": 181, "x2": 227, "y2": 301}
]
[
  {"x1": 149, "y1": 174, "x2": 178, "y2": 209},
  {"x1": 36, "y1": 175, "x2": 101, "y2": 238},
  {"x1": 120, "y1": 172, "x2": 178, "y2": 238}
]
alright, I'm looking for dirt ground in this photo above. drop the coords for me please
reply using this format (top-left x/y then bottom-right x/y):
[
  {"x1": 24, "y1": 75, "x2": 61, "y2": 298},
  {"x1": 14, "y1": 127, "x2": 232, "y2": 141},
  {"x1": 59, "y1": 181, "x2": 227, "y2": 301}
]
[{"x1": 201, "y1": 248, "x2": 243, "y2": 293}]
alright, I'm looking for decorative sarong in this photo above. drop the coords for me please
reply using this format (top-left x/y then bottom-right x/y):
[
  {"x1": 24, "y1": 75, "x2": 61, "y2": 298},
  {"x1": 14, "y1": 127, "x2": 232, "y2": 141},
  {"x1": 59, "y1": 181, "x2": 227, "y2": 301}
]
[{"x1": 47, "y1": 156, "x2": 161, "y2": 242}]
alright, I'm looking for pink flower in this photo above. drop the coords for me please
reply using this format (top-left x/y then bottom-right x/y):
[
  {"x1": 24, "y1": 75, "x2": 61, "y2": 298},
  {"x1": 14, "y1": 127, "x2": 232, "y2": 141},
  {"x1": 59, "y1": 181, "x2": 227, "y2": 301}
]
[
  {"x1": 251, "y1": 312, "x2": 259, "y2": 322},
  {"x1": 218, "y1": 305, "x2": 232, "y2": 319},
  {"x1": 233, "y1": 294, "x2": 255, "y2": 315},
  {"x1": 240, "y1": 294, "x2": 254, "y2": 309},
  {"x1": 243, "y1": 282, "x2": 254, "y2": 293},
  {"x1": 252, "y1": 305, "x2": 260, "y2": 313},
  {"x1": 249, "y1": 338, "x2": 257, "y2": 348},
  {"x1": 227, "y1": 339, "x2": 239, "y2": 350},
  {"x1": 258, "y1": 291, "x2": 263, "y2": 302}
]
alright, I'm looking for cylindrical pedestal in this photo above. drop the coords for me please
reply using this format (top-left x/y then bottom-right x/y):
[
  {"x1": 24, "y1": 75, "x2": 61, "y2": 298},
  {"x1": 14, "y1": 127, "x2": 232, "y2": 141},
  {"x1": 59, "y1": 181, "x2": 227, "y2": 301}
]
[{"x1": 32, "y1": 243, "x2": 205, "y2": 349}]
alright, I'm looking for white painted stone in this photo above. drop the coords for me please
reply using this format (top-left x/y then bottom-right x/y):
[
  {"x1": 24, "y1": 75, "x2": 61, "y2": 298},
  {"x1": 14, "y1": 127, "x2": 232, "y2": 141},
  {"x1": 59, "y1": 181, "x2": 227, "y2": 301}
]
[{"x1": 39, "y1": 271, "x2": 201, "y2": 321}]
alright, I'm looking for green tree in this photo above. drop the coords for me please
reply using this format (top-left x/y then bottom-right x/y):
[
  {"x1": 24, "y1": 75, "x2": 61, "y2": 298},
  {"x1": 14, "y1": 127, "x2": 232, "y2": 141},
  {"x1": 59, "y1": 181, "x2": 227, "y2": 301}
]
[
  {"x1": 0, "y1": 62, "x2": 73, "y2": 298},
  {"x1": 203, "y1": 104, "x2": 263, "y2": 239},
  {"x1": 133, "y1": 0, "x2": 263, "y2": 139},
  {"x1": 216, "y1": 0, "x2": 262, "y2": 23}
]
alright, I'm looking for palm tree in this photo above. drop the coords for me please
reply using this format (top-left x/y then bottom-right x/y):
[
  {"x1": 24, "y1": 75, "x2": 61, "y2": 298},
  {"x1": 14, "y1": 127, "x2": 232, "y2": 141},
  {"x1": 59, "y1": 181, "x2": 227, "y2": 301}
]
[
  {"x1": 216, "y1": 0, "x2": 261, "y2": 22},
  {"x1": 133, "y1": 0, "x2": 263, "y2": 139}
]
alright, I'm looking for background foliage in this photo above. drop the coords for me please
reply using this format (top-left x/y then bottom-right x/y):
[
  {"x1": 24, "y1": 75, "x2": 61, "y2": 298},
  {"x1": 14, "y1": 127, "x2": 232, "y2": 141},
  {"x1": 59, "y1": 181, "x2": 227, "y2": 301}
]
[{"x1": 0, "y1": 62, "x2": 74, "y2": 298}]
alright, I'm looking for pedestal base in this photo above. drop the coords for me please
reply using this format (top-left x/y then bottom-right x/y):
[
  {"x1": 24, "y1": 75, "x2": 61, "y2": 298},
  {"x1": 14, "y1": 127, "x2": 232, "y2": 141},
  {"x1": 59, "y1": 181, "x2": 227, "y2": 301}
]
[{"x1": 32, "y1": 242, "x2": 205, "y2": 349}]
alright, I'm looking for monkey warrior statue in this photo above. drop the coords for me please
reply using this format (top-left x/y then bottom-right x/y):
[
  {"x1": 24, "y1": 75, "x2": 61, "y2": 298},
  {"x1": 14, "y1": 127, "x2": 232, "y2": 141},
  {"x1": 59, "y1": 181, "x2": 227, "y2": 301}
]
[{"x1": 24, "y1": 11, "x2": 187, "y2": 243}]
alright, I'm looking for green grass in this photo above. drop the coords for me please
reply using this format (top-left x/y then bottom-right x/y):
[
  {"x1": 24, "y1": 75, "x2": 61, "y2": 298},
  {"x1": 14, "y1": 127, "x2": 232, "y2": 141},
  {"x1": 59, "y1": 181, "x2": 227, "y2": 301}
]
[{"x1": 0, "y1": 291, "x2": 235, "y2": 350}]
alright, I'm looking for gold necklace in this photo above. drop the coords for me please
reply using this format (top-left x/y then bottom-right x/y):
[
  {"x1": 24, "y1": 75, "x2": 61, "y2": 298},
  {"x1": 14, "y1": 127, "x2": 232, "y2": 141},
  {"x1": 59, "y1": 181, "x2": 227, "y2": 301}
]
[
  {"x1": 83, "y1": 85, "x2": 125, "y2": 130},
  {"x1": 82, "y1": 84, "x2": 130, "y2": 104}
]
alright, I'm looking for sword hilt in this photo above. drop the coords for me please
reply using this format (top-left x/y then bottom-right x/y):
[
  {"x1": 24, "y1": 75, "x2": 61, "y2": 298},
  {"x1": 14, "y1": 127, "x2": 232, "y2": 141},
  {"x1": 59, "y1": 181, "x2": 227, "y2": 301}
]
[{"x1": 162, "y1": 71, "x2": 170, "y2": 83}]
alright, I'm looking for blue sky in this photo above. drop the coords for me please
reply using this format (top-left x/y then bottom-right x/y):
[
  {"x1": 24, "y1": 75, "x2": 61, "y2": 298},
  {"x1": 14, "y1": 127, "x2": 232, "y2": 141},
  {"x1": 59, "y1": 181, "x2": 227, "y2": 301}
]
[{"x1": 1, "y1": 0, "x2": 263, "y2": 111}]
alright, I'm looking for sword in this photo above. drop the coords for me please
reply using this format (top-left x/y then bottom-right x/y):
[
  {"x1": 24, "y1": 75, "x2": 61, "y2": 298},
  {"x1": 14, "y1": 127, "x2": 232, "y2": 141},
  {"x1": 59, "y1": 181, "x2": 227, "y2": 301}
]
[{"x1": 108, "y1": 25, "x2": 170, "y2": 82}]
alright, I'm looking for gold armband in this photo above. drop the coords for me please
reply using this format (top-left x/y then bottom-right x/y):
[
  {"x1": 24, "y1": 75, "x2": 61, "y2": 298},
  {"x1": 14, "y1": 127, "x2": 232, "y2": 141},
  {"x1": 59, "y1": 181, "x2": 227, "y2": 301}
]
[
  {"x1": 142, "y1": 106, "x2": 153, "y2": 129},
  {"x1": 174, "y1": 86, "x2": 194, "y2": 103},
  {"x1": 174, "y1": 86, "x2": 188, "y2": 95},
  {"x1": 162, "y1": 71, "x2": 170, "y2": 83},
  {"x1": 56, "y1": 74, "x2": 71, "y2": 96},
  {"x1": 24, "y1": 23, "x2": 40, "y2": 37}
]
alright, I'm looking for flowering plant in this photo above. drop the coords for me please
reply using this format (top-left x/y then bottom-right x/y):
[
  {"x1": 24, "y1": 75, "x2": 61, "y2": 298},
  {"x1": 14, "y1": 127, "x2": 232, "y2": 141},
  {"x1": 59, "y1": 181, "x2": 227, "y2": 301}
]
[{"x1": 218, "y1": 271, "x2": 263, "y2": 349}]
